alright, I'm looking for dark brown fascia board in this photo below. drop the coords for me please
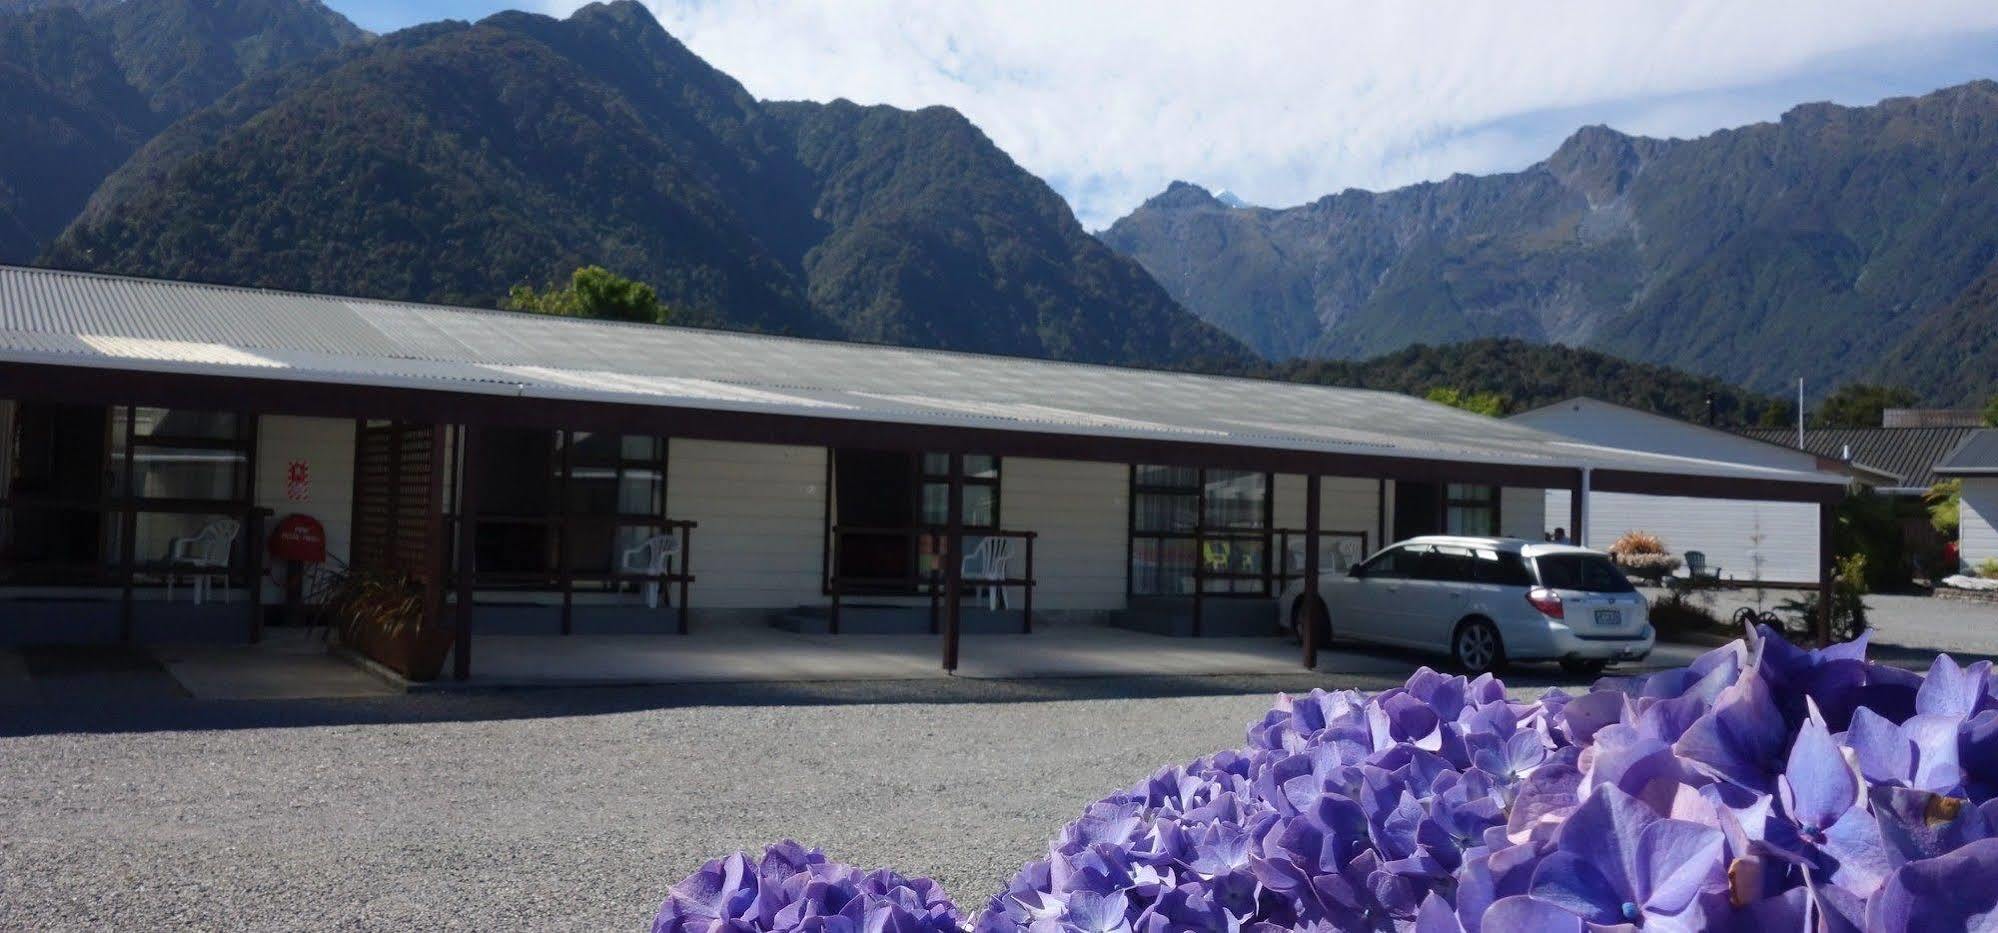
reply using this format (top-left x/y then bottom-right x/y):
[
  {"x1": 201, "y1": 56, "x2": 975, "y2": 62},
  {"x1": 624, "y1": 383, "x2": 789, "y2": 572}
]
[
  {"x1": 0, "y1": 359, "x2": 1835, "y2": 503},
  {"x1": 1590, "y1": 468, "x2": 1847, "y2": 504}
]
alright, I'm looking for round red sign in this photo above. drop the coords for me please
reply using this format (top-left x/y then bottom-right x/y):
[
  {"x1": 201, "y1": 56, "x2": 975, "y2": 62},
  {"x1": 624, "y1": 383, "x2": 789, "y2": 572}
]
[{"x1": 269, "y1": 513, "x2": 328, "y2": 563}]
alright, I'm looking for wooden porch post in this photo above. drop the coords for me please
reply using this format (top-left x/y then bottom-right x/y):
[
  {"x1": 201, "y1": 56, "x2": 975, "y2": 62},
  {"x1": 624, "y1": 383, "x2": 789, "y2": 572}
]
[
  {"x1": 1302, "y1": 473, "x2": 1321, "y2": 670},
  {"x1": 1375, "y1": 478, "x2": 1388, "y2": 553},
  {"x1": 453, "y1": 424, "x2": 478, "y2": 681},
  {"x1": 118, "y1": 404, "x2": 137, "y2": 641},
  {"x1": 1568, "y1": 472, "x2": 1585, "y2": 545},
  {"x1": 1817, "y1": 498, "x2": 1835, "y2": 646},
  {"x1": 943, "y1": 451, "x2": 964, "y2": 672}
]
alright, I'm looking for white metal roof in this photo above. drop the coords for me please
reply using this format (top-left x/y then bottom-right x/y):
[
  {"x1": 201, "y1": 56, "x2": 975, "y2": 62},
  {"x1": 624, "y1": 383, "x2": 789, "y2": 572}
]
[{"x1": 0, "y1": 265, "x2": 1846, "y2": 486}]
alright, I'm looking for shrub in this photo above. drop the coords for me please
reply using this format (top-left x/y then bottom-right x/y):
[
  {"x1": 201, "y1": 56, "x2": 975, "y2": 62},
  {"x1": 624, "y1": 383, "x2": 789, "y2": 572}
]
[
  {"x1": 660, "y1": 625, "x2": 1998, "y2": 931},
  {"x1": 1979, "y1": 557, "x2": 1998, "y2": 579},
  {"x1": 1779, "y1": 552, "x2": 1870, "y2": 643},
  {"x1": 1649, "y1": 587, "x2": 1724, "y2": 635}
]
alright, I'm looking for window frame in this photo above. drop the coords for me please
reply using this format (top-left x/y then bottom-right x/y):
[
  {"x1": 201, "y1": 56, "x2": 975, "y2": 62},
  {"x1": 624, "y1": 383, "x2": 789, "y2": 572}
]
[
  {"x1": 1444, "y1": 483, "x2": 1503, "y2": 536},
  {"x1": 461, "y1": 428, "x2": 670, "y2": 589},
  {"x1": 1, "y1": 402, "x2": 256, "y2": 587},
  {"x1": 1126, "y1": 465, "x2": 1275, "y2": 598}
]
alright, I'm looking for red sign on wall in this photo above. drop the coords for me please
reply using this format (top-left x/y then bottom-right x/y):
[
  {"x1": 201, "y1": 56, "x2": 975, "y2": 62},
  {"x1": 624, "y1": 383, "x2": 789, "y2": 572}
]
[
  {"x1": 286, "y1": 460, "x2": 310, "y2": 501},
  {"x1": 270, "y1": 514, "x2": 327, "y2": 563}
]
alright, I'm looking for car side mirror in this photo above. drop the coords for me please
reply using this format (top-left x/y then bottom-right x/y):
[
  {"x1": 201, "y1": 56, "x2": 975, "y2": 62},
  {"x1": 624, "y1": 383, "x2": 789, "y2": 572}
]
[{"x1": 1348, "y1": 565, "x2": 1365, "y2": 578}]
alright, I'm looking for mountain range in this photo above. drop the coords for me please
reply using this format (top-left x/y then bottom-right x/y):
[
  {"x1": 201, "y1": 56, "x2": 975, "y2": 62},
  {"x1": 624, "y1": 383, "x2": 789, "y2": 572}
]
[
  {"x1": 1102, "y1": 86, "x2": 1998, "y2": 404},
  {"x1": 2, "y1": 0, "x2": 1993, "y2": 406},
  {"x1": 10, "y1": 0, "x2": 1248, "y2": 369}
]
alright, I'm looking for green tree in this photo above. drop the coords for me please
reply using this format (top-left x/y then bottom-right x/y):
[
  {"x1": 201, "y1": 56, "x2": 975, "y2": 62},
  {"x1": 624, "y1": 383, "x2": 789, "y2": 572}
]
[
  {"x1": 1809, "y1": 383, "x2": 1920, "y2": 429},
  {"x1": 1983, "y1": 394, "x2": 1998, "y2": 427},
  {"x1": 504, "y1": 265, "x2": 671, "y2": 325},
  {"x1": 1928, "y1": 479, "x2": 1962, "y2": 536},
  {"x1": 1424, "y1": 386, "x2": 1510, "y2": 416}
]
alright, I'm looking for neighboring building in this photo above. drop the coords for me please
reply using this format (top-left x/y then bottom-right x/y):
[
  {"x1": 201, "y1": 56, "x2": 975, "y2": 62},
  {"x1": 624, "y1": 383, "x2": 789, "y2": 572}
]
[
  {"x1": 0, "y1": 267, "x2": 1850, "y2": 674},
  {"x1": 1882, "y1": 408, "x2": 1986, "y2": 429},
  {"x1": 1511, "y1": 398, "x2": 1881, "y2": 585},
  {"x1": 1938, "y1": 430, "x2": 1998, "y2": 574},
  {"x1": 1739, "y1": 425, "x2": 1979, "y2": 497}
]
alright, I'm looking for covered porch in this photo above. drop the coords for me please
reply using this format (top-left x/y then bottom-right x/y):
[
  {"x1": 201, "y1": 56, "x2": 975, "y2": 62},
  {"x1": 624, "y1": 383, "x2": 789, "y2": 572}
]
[{"x1": 0, "y1": 265, "x2": 1854, "y2": 681}]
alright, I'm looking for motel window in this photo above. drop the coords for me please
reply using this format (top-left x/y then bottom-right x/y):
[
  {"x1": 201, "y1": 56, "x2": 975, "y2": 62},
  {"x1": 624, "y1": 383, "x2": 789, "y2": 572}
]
[
  {"x1": 1129, "y1": 466, "x2": 1272, "y2": 596},
  {"x1": 830, "y1": 450, "x2": 1000, "y2": 593},
  {"x1": 1, "y1": 401, "x2": 253, "y2": 587},
  {"x1": 467, "y1": 429, "x2": 669, "y2": 586},
  {"x1": 1444, "y1": 483, "x2": 1500, "y2": 537}
]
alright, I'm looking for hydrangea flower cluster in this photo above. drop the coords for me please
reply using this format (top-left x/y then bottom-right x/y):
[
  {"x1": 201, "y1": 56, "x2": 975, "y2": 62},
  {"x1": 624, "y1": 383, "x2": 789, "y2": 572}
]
[
  {"x1": 655, "y1": 627, "x2": 1998, "y2": 932},
  {"x1": 652, "y1": 840, "x2": 962, "y2": 932}
]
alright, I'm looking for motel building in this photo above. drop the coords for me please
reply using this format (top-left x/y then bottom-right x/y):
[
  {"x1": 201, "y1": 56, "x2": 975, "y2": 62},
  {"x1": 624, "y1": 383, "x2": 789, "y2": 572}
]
[{"x1": 0, "y1": 265, "x2": 1855, "y2": 680}]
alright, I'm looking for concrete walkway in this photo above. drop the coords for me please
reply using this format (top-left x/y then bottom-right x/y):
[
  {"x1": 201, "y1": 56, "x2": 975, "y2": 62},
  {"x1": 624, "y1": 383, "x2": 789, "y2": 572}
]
[{"x1": 453, "y1": 620, "x2": 1706, "y2": 688}]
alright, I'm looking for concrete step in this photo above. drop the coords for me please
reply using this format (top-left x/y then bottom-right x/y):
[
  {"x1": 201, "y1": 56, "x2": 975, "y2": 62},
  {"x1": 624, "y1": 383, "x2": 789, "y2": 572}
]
[{"x1": 1114, "y1": 596, "x2": 1282, "y2": 638}]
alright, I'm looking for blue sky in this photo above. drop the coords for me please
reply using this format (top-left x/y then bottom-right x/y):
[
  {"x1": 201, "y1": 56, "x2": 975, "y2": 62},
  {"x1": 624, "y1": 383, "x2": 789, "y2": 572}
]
[{"x1": 327, "y1": 1, "x2": 1998, "y2": 228}]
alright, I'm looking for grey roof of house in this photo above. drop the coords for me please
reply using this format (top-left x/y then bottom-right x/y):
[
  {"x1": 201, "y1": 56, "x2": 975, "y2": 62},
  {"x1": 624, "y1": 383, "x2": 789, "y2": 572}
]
[
  {"x1": 0, "y1": 264, "x2": 1846, "y2": 487},
  {"x1": 1937, "y1": 430, "x2": 1998, "y2": 476},
  {"x1": 1740, "y1": 426, "x2": 1980, "y2": 489}
]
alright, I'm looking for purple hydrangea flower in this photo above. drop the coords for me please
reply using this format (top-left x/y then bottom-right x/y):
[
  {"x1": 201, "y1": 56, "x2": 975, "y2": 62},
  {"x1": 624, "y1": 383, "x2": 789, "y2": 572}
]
[{"x1": 665, "y1": 629, "x2": 1998, "y2": 933}]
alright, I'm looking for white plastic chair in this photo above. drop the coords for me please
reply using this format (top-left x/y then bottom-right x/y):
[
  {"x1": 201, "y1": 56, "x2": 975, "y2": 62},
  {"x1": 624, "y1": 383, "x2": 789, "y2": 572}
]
[
  {"x1": 961, "y1": 535, "x2": 1021, "y2": 610},
  {"x1": 166, "y1": 519, "x2": 240, "y2": 605},
  {"x1": 621, "y1": 533, "x2": 682, "y2": 609}
]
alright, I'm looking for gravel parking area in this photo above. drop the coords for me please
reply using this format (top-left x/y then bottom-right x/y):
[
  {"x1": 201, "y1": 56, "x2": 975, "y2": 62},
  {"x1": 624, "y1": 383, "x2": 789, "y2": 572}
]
[
  {"x1": 0, "y1": 680, "x2": 1310, "y2": 930},
  {"x1": 10, "y1": 589, "x2": 1989, "y2": 930}
]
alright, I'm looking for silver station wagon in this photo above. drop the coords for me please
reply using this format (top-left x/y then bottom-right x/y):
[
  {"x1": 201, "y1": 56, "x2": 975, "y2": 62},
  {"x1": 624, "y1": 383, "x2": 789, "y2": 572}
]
[{"x1": 1280, "y1": 535, "x2": 1654, "y2": 676}]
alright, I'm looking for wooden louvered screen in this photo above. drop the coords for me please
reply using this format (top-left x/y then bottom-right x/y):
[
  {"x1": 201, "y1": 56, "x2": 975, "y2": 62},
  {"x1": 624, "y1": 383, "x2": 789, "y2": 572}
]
[{"x1": 350, "y1": 422, "x2": 444, "y2": 580}]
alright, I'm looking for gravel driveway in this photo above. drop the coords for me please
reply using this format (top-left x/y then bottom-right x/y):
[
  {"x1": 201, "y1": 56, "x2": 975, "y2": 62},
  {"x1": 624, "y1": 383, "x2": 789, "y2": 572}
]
[
  {"x1": 5, "y1": 589, "x2": 1990, "y2": 930},
  {"x1": 0, "y1": 680, "x2": 1307, "y2": 930}
]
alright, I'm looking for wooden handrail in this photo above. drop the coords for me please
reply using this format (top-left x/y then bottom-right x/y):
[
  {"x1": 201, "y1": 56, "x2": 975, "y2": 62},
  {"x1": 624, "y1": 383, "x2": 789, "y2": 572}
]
[{"x1": 825, "y1": 525, "x2": 1038, "y2": 634}]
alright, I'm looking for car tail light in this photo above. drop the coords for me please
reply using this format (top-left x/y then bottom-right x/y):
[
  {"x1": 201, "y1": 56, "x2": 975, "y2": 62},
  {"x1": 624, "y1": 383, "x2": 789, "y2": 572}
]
[{"x1": 1526, "y1": 587, "x2": 1564, "y2": 619}]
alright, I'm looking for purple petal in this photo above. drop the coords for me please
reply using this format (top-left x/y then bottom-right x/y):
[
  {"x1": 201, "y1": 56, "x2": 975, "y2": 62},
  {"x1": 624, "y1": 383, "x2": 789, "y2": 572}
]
[
  {"x1": 1779, "y1": 706, "x2": 1859, "y2": 830},
  {"x1": 1484, "y1": 894, "x2": 1589, "y2": 933},
  {"x1": 1917, "y1": 655, "x2": 1992, "y2": 719},
  {"x1": 1866, "y1": 837, "x2": 1998, "y2": 930},
  {"x1": 1634, "y1": 818, "x2": 1725, "y2": 915},
  {"x1": 1527, "y1": 851, "x2": 1624, "y2": 925},
  {"x1": 1844, "y1": 706, "x2": 1913, "y2": 785}
]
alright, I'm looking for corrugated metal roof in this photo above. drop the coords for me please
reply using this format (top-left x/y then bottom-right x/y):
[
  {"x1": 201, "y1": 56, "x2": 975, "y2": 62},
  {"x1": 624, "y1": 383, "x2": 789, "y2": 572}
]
[
  {"x1": 1740, "y1": 426, "x2": 1979, "y2": 489},
  {"x1": 0, "y1": 265, "x2": 1844, "y2": 486},
  {"x1": 1938, "y1": 430, "x2": 1998, "y2": 474}
]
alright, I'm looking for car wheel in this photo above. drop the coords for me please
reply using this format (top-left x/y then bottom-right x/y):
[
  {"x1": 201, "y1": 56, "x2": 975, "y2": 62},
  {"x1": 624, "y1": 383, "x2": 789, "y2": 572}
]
[
  {"x1": 1451, "y1": 618, "x2": 1505, "y2": 675},
  {"x1": 1560, "y1": 658, "x2": 1608, "y2": 678},
  {"x1": 1290, "y1": 594, "x2": 1332, "y2": 645}
]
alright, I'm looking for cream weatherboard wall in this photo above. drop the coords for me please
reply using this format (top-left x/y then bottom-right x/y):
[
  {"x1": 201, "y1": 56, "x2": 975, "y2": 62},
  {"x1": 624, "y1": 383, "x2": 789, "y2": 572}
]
[
  {"x1": 998, "y1": 458, "x2": 1129, "y2": 611},
  {"x1": 665, "y1": 440, "x2": 827, "y2": 611},
  {"x1": 1515, "y1": 399, "x2": 1828, "y2": 584},
  {"x1": 1963, "y1": 478, "x2": 1998, "y2": 573},
  {"x1": 1500, "y1": 487, "x2": 1547, "y2": 541},
  {"x1": 1546, "y1": 489, "x2": 1819, "y2": 583},
  {"x1": 254, "y1": 415, "x2": 355, "y2": 600},
  {"x1": 1273, "y1": 475, "x2": 1384, "y2": 571}
]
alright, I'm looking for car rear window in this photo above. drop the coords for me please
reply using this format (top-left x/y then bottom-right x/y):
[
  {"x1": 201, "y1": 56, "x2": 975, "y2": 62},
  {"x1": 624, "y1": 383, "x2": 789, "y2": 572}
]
[
  {"x1": 1472, "y1": 550, "x2": 1534, "y2": 586},
  {"x1": 1534, "y1": 554, "x2": 1635, "y2": 593}
]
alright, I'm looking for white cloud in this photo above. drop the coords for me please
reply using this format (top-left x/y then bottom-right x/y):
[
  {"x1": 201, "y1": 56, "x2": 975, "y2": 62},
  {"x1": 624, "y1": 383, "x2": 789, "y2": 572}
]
[{"x1": 542, "y1": 0, "x2": 1998, "y2": 227}]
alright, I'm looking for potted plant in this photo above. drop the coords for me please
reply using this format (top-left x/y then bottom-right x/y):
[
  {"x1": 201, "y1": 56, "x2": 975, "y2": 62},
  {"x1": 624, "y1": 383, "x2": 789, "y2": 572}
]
[
  {"x1": 1606, "y1": 530, "x2": 1682, "y2": 585},
  {"x1": 322, "y1": 568, "x2": 452, "y2": 681}
]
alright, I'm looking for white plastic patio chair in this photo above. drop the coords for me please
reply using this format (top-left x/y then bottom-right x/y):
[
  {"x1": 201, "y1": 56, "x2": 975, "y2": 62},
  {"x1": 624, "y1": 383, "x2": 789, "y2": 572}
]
[
  {"x1": 961, "y1": 535, "x2": 1021, "y2": 610},
  {"x1": 166, "y1": 519, "x2": 240, "y2": 605},
  {"x1": 621, "y1": 533, "x2": 682, "y2": 609}
]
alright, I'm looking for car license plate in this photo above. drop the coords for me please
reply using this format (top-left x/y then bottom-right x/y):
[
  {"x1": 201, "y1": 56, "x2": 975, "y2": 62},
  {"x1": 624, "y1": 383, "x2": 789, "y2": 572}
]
[{"x1": 1594, "y1": 608, "x2": 1620, "y2": 627}]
